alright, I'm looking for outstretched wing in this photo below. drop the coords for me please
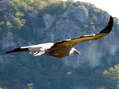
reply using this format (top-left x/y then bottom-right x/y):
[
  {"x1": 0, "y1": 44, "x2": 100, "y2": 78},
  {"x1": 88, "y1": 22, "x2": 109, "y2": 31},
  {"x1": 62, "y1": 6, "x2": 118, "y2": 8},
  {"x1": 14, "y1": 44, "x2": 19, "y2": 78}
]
[
  {"x1": 1, "y1": 43, "x2": 54, "y2": 55},
  {"x1": 0, "y1": 47, "x2": 29, "y2": 55},
  {"x1": 51, "y1": 16, "x2": 113, "y2": 49},
  {"x1": 0, "y1": 46, "x2": 42, "y2": 55}
]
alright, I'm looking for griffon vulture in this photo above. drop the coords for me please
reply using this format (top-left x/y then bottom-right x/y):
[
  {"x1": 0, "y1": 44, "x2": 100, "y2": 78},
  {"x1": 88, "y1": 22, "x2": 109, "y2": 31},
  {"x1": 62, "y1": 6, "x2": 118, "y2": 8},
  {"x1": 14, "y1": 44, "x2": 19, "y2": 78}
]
[{"x1": 1, "y1": 16, "x2": 113, "y2": 58}]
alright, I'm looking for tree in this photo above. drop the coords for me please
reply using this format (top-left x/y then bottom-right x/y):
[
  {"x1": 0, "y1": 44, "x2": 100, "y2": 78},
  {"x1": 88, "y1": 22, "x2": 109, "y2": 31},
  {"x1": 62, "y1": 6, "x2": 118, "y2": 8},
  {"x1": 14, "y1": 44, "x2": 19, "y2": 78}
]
[{"x1": 103, "y1": 64, "x2": 119, "y2": 89}]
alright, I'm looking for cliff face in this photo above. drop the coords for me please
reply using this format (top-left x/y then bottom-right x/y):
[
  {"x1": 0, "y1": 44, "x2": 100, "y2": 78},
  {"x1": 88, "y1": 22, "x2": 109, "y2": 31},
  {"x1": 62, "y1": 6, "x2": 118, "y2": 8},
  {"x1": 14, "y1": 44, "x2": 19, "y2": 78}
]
[{"x1": 0, "y1": 1, "x2": 119, "y2": 89}]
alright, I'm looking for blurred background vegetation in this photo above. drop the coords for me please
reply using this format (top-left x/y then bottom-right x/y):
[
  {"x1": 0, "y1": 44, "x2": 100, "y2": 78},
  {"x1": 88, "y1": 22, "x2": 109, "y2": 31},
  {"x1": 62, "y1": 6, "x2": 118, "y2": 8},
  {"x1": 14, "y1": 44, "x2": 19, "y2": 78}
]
[
  {"x1": 0, "y1": 0, "x2": 72, "y2": 29},
  {"x1": 0, "y1": 0, "x2": 119, "y2": 89}
]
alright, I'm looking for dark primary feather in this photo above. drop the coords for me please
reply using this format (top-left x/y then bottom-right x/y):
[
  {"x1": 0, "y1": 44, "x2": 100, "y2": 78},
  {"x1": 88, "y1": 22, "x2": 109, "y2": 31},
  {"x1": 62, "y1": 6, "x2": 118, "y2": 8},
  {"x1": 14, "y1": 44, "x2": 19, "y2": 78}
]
[
  {"x1": 4, "y1": 47, "x2": 28, "y2": 54},
  {"x1": 100, "y1": 16, "x2": 113, "y2": 33},
  {"x1": 51, "y1": 16, "x2": 113, "y2": 49}
]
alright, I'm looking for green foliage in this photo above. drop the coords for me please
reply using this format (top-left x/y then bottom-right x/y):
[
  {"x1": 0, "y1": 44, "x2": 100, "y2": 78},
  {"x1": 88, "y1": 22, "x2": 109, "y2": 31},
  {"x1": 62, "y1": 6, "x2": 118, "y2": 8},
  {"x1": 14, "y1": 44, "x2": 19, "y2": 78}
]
[
  {"x1": 103, "y1": 64, "x2": 119, "y2": 80},
  {"x1": 0, "y1": 1, "x2": 117, "y2": 89},
  {"x1": 5, "y1": 21, "x2": 13, "y2": 29},
  {"x1": 94, "y1": 8, "x2": 106, "y2": 14},
  {"x1": 10, "y1": 0, "x2": 34, "y2": 10},
  {"x1": 65, "y1": 0, "x2": 74, "y2": 5},
  {"x1": 14, "y1": 17, "x2": 26, "y2": 28},
  {"x1": 0, "y1": 0, "x2": 67, "y2": 30},
  {"x1": 77, "y1": 5, "x2": 88, "y2": 17},
  {"x1": 27, "y1": 83, "x2": 34, "y2": 89},
  {"x1": 103, "y1": 64, "x2": 119, "y2": 89}
]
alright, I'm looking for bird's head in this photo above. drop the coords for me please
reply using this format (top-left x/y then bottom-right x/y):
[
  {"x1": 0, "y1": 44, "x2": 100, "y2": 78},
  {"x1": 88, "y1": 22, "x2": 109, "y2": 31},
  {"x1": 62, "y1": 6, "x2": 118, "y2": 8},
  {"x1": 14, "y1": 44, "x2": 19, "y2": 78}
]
[{"x1": 70, "y1": 48, "x2": 80, "y2": 55}]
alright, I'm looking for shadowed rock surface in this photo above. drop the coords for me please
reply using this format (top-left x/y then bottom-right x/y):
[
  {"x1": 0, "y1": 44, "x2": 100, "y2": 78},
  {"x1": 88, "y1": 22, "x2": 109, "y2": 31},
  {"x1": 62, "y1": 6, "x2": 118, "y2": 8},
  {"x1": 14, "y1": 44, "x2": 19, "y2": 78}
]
[{"x1": 0, "y1": 0, "x2": 119, "y2": 89}]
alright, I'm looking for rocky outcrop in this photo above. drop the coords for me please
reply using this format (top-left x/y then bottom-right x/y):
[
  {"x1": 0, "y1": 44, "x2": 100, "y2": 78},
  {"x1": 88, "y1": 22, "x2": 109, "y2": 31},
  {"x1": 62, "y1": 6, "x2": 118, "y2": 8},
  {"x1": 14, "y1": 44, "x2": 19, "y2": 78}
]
[{"x1": 0, "y1": 1, "x2": 118, "y2": 89}]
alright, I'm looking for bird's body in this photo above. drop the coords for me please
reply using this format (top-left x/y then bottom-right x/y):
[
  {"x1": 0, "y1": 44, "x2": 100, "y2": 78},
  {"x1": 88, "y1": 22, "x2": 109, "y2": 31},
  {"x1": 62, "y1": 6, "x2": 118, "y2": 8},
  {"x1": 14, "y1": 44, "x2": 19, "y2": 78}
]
[
  {"x1": 1, "y1": 16, "x2": 113, "y2": 58},
  {"x1": 46, "y1": 47, "x2": 76, "y2": 58},
  {"x1": 15, "y1": 43, "x2": 78, "y2": 58}
]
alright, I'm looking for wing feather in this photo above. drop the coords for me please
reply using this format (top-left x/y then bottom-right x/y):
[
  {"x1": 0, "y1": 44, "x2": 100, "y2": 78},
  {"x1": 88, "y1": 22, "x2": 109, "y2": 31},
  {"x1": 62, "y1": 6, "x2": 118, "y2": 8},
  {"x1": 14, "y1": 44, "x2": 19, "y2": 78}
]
[
  {"x1": 51, "y1": 16, "x2": 113, "y2": 48},
  {"x1": 1, "y1": 43, "x2": 54, "y2": 55},
  {"x1": 1, "y1": 47, "x2": 29, "y2": 54}
]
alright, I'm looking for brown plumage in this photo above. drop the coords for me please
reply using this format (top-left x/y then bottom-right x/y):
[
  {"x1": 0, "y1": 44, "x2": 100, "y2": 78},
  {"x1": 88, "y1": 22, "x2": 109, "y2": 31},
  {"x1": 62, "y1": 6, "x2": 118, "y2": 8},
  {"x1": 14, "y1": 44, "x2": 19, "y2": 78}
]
[{"x1": 1, "y1": 16, "x2": 113, "y2": 58}]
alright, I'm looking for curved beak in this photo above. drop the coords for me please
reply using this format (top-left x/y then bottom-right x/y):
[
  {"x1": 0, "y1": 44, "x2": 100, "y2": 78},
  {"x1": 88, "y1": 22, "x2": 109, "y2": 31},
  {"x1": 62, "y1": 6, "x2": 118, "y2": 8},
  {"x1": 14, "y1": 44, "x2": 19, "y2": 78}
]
[{"x1": 74, "y1": 49, "x2": 80, "y2": 55}]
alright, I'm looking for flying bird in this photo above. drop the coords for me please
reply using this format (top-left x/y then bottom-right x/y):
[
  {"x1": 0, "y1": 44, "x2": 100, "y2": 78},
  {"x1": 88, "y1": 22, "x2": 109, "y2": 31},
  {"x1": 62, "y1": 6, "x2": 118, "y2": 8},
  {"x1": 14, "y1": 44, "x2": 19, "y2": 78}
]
[{"x1": 1, "y1": 16, "x2": 113, "y2": 58}]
